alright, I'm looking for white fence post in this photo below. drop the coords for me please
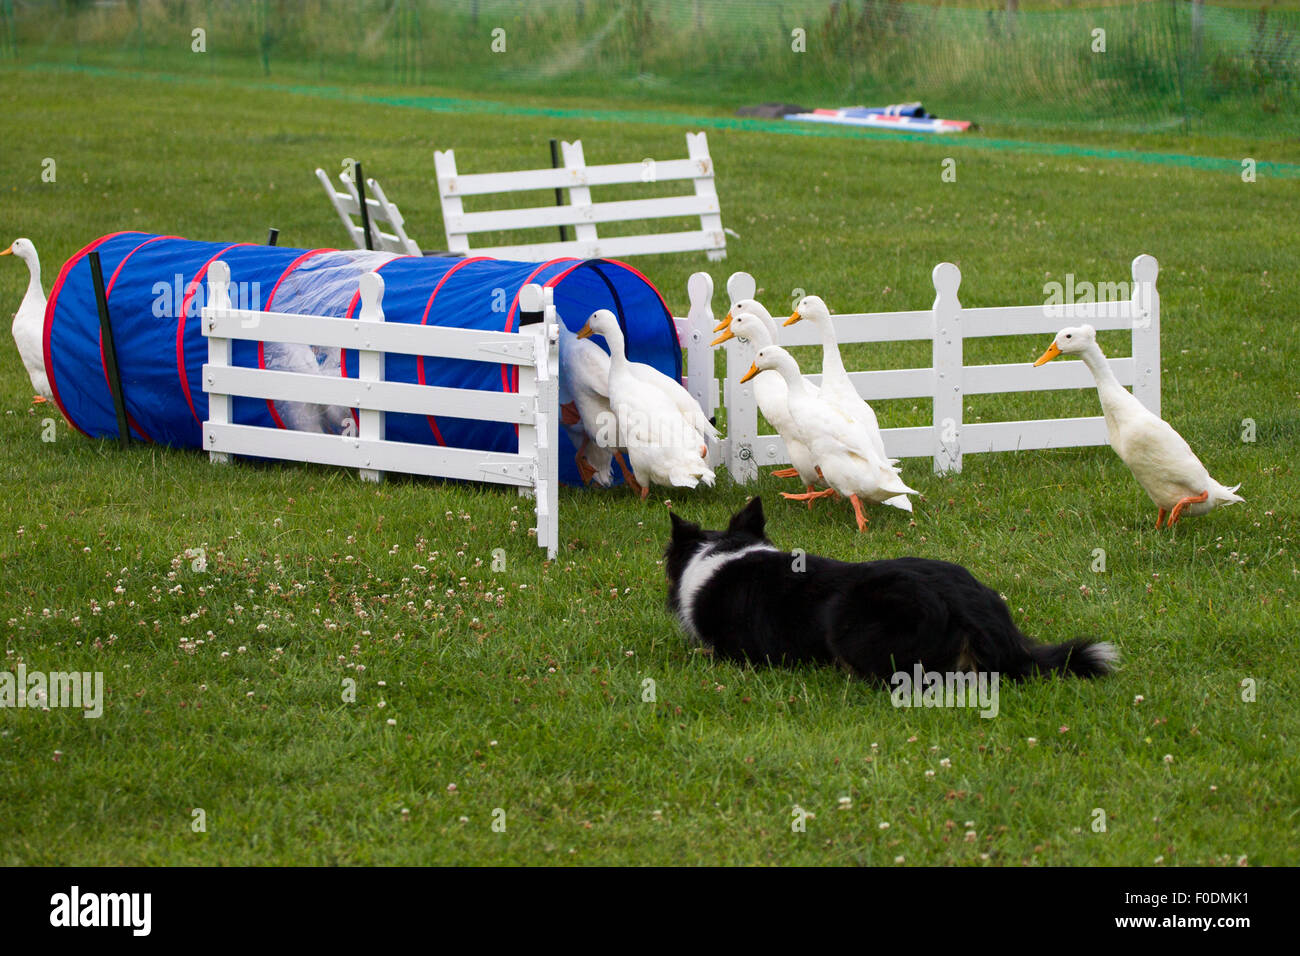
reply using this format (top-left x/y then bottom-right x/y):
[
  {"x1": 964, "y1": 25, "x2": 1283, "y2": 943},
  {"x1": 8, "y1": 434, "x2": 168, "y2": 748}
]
[
  {"x1": 686, "y1": 131, "x2": 726, "y2": 262},
  {"x1": 683, "y1": 271, "x2": 715, "y2": 462},
  {"x1": 356, "y1": 272, "x2": 386, "y2": 483},
  {"x1": 725, "y1": 271, "x2": 756, "y2": 313},
  {"x1": 1130, "y1": 254, "x2": 1160, "y2": 417},
  {"x1": 434, "y1": 149, "x2": 471, "y2": 256},
  {"x1": 560, "y1": 139, "x2": 598, "y2": 255},
  {"x1": 204, "y1": 260, "x2": 233, "y2": 466},
  {"x1": 722, "y1": 271, "x2": 758, "y2": 482},
  {"x1": 931, "y1": 262, "x2": 963, "y2": 475},
  {"x1": 537, "y1": 286, "x2": 561, "y2": 559},
  {"x1": 515, "y1": 285, "x2": 542, "y2": 499}
]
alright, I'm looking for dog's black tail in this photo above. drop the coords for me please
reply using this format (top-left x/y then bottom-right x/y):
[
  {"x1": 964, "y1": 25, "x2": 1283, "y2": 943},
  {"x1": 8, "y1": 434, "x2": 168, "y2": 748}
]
[{"x1": 1018, "y1": 637, "x2": 1119, "y2": 679}]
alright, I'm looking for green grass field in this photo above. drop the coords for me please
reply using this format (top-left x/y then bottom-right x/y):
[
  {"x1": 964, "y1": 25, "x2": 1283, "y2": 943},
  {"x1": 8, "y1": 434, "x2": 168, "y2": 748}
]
[{"x1": 0, "y1": 63, "x2": 1296, "y2": 866}]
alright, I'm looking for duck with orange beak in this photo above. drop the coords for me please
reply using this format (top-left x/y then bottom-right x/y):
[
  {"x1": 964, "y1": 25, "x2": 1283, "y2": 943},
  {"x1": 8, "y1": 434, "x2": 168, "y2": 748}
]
[
  {"x1": 741, "y1": 345, "x2": 917, "y2": 530},
  {"x1": 1034, "y1": 324, "x2": 1243, "y2": 527},
  {"x1": 1, "y1": 238, "x2": 52, "y2": 404},
  {"x1": 713, "y1": 310, "x2": 826, "y2": 500},
  {"x1": 785, "y1": 294, "x2": 908, "y2": 505},
  {"x1": 578, "y1": 310, "x2": 715, "y2": 497}
]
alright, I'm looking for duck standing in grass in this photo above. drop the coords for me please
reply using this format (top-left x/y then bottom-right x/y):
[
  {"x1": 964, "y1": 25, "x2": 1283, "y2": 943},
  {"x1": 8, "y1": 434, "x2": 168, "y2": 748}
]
[
  {"x1": 744, "y1": 345, "x2": 917, "y2": 530},
  {"x1": 1035, "y1": 324, "x2": 1244, "y2": 527},
  {"x1": 785, "y1": 294, "x2": 910, "y2": 506},
  {"x1": 715, "y1": 296, "x2": 811, "y2": 481},
  {"x1": 713, "y1": 310, "x2": 826, "y2": 505},
  {"x1": 578, "y1": 309, "x2": 715, "y2": 497},
  {"x1": 2, "y1": 238, "x2": 52, "y2": 403}
]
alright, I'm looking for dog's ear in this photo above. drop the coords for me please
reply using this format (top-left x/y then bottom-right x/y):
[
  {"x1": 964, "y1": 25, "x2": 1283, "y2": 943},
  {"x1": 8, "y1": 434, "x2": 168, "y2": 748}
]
[
  {"x1": 669, "y1": 510, "x2": 702, "y2": 541},
  {"x1": 727, "y1": 496, "x2": 766, "y2": 538}
]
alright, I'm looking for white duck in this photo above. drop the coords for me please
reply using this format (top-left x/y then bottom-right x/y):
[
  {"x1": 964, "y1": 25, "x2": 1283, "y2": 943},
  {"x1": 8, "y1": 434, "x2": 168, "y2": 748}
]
[
  {"x1": 1035, "y1": 324, "x2": 1243, "y2": 528},
  {"x1": 784, "y1": 295, "x2": 896, "y2": 463},
  {"x1": 715, "y1": 295, "x2": 817, "y2": 482},
  {"x1": 785, "y1": 295, "x2": 910, "y2": 510},
  {"x1": 559, "y1": 318, "x2": 640, "y2": 489},
  {"x1": 713, "y1": 311, "x2": 825, "y2": 507},
  {"x1": 261, "y1": 341, "x2": 352, "y2": 434},
  {"x1": 744, "y1": 345, "x2": 918, "y2": 530},
  {"x1": 715, "y1": 295, "x2": 777, "y2": 338},
  {"x1": 578, "y1": 310, "x2": 714, "y2": 497},
  {"x1": 2, "y1": 238, "x2": 52, "y2": 403},
  {"x1": 589, "y1": 309, "x2": 718, "y2": 445}
]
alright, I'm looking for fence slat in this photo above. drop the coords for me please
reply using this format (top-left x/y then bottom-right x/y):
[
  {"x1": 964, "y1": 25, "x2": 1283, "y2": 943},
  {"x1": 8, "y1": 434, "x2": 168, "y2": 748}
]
[
  {"x1": 962, "y1": 302, "x2": 1134, "y2": 337},
  {"x1": 467, "y1": 229, "x2": 725, "y2": 263},
  {"x1": 204, "y1": 423, "x2": 536, "y2": 486},
  {"x1": 963, "y1": 357, "x2": 1134, "y2": 395},
  {"x1": 963, "y1": 416, "x2": 1110, "y2": 452},
  {"x1": 205, "y1": 310, "x2": 539, "y2": 363},
  {"x1": 775, "y1": 311, "x2": 935, "y2": 347},
  {"x1": 203, "y1": 365, "x2": 535, "y2": 423},
  {"x1": 439, "y1": 158, "x2": 708, "y2": 197},
  {"x1": 447, "y1": 193, "x2": 719, "y2": 235}
]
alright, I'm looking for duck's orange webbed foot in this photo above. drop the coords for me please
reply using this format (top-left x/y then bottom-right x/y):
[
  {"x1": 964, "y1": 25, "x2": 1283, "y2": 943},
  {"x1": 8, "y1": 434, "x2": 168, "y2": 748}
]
[
  {"x1": 1167, "y1": 490, "x2": 1209, "y2": 527},
  {"x1": 849, "y1": 494, "x2": 869, "y2": 532}
]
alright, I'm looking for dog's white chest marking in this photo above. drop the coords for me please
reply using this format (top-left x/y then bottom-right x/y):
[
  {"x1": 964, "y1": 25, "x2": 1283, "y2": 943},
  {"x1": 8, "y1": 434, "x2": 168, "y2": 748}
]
[{"x1": 675, "y1": 543, "x2": 776, "y2": 641}]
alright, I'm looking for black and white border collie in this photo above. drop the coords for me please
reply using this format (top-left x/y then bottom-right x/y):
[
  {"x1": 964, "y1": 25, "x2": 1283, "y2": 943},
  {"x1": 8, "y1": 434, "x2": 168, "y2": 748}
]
[{"x1": 665, "y1": 497, "x2": 1118, "y2": 682}]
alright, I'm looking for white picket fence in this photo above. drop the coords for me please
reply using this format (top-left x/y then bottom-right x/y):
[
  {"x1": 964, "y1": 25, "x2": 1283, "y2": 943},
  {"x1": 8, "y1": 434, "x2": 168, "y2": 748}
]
[
  {"x1": 435, "y1": 132, "x2": 727, "y2": 262},
  {"x1": 200, "y1": 261, "x2": 561, "y2": 559},
  {"x1": 716, "y1": 255, "x2": 1160, "y2": 481}
]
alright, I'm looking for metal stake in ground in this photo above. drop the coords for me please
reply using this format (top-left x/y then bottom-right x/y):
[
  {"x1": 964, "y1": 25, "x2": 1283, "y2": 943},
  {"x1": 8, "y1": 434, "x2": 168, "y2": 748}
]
[
  {"x1": 549, "y1": 138, "x2": 568, "y2": 243},
  {"x1": 354, "y1": 161, "x2": 374, "y2": 251},
  {"x1": 266, "y1": 227, "x2": 279, "y2": 246},
  {"x1": 87, "y1": 251, "x2": 130, "y2": 449}
]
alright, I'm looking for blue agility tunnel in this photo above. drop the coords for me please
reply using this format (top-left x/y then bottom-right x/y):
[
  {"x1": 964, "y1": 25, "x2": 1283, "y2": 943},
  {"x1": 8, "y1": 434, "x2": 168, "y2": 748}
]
[{"x1": 44, "y1": 232, "x2": 681, "y2": 485}]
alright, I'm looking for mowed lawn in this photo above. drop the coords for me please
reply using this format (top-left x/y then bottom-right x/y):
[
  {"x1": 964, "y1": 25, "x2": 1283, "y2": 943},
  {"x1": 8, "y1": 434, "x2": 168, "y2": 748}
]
[{"x1": 0, "y1": 67, "x2": 1296, "y2": 865}]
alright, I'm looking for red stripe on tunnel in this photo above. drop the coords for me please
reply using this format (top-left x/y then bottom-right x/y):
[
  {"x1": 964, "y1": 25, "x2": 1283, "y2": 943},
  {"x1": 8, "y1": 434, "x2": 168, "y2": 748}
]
[
  {"x1": 258, "y1": 248, "x2": 335, "y2": 430},
  {"x1": 177, "y1": 244, "x2": 250, "y2": 428},
  {"x1": 416, "y1": 255, "x2": 492, "y2": 445}
]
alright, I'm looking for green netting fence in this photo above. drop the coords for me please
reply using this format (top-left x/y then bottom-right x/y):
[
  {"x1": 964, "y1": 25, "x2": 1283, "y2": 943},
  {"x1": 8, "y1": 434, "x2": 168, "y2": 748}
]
[{"x1": 3, "y1": 1, "x2": 1297, "y2": 136}]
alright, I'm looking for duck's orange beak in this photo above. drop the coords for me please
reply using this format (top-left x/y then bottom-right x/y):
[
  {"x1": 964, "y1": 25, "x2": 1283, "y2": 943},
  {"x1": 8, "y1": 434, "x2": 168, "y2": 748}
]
[
  {"x1": 0, "y1": 245, "x2": 12, "y2": 256},
  {"x1": 710, "y1": 327, "x2": 735, "y2": 346},
  {"x1": 1033, "y1": 343, "x2": 1061, "y2": 366},
  {"x1": 739, "y1": 363, "x2": 759, "y2": 384},
  {"x1": 576, "y1": 321, "x2": 594, "y2": 340},
  {"x1": 712, "y1": 311, "x2": 733, "y2": 334},
  {"x1": 783, "y1": 310, "x2": 801, "y2": 327}
]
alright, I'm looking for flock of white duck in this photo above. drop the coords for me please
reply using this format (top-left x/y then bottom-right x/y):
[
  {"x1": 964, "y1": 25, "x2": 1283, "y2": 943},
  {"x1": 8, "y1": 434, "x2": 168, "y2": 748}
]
[{"x1": 5, "y1": 237, "x2": 1243, "y2": 531}]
